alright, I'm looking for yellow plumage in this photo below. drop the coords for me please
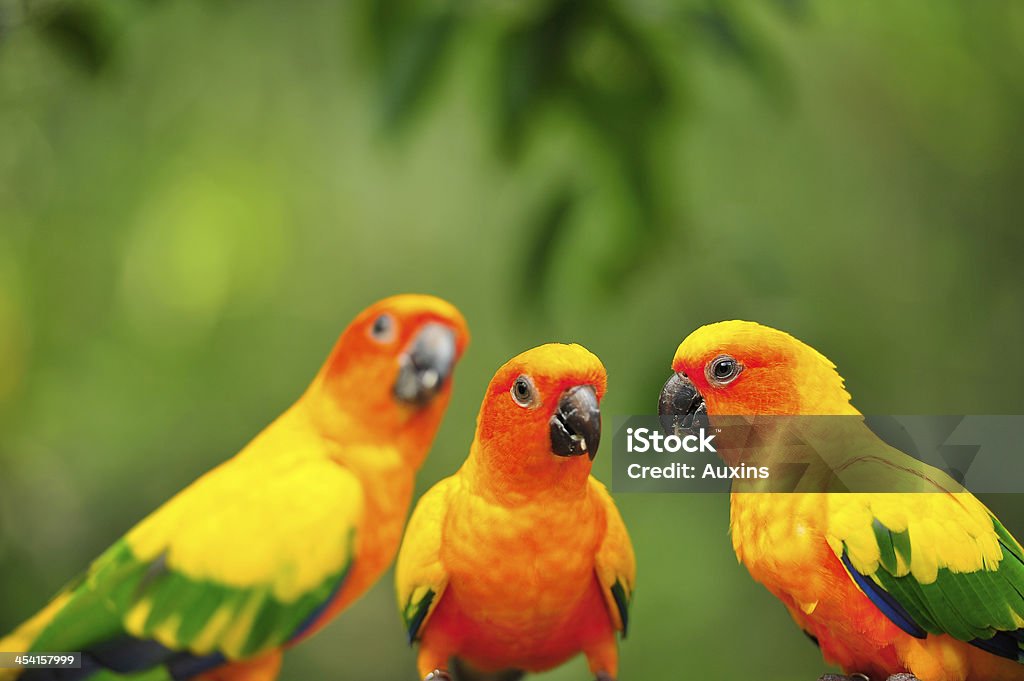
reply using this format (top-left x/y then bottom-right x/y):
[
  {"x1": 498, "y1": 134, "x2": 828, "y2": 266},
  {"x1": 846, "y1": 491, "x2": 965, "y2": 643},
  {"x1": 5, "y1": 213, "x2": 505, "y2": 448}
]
[{"x1": 126, "y1": 424, "x2": 364, "y2": 604}]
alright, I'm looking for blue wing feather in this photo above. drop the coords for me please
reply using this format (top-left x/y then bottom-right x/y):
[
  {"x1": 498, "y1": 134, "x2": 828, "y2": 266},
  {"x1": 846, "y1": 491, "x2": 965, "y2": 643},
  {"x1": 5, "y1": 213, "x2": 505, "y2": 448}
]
[{"x1": 840, "y1": 551, "x2": 927, "y2": 639}]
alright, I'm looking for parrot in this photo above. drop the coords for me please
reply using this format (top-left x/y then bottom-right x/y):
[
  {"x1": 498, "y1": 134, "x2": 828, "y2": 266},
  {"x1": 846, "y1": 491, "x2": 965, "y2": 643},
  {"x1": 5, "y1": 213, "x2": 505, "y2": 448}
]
[
  {"x1": 0, "y1": 294, "x2": 470, "y2": 681},
  {"x1": 658, "y1": 320, "x2": 1024, "y2": 681},
  {"x1": 395, "y1": 343, "x2": 635, "y2": 681}
]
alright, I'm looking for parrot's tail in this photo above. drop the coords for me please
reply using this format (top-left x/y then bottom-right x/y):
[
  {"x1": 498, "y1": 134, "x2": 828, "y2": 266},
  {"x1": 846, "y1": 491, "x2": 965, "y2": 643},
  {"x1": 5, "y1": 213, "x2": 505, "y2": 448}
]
[{"x1": 0, "y1": 592, "x2": 72, "y2": 681}]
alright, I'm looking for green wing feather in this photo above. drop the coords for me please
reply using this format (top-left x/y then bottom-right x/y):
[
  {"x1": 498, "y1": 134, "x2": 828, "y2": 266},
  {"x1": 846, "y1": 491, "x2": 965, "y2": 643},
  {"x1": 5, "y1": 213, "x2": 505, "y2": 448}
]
[
  {"x1": 830, "y1": 488, "x2": 1024, "y2": 661},
  {"x1": 862, "y1": 518, "x2": 1024, "y2": 647},
  {"x1": 17, "y1": 453, "x2": 363, "y2": 674}
]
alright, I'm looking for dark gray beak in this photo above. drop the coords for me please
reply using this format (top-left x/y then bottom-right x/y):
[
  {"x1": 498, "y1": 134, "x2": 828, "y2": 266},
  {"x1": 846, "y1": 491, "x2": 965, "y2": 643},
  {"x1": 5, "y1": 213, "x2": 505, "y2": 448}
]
[
  {"x1": 549, "y1": 385, "x2": 601, "y2": 460},
  {"x1": 393, "y1": 323, "x2": 457, "y2": 407},
  {"x1": 659, "y1": 372, "x2": 708, "y2": 436}
]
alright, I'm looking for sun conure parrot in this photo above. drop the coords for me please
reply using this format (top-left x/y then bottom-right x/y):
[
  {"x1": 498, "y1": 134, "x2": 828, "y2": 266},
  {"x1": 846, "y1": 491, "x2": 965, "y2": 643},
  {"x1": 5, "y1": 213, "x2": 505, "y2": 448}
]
[
  {"x1": 0, "y1": 294, "x2": 469, "y2": 681},
  {"x1": 395, "y1": 343, "x2": 635, "y2": 681},
  {"x1": 658, "y1": 320, "x2": 1024, "y2": 681}
]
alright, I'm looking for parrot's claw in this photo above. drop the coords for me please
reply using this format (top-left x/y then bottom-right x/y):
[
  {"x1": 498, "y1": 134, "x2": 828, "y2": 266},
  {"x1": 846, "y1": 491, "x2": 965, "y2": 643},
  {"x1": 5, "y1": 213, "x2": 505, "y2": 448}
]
[
  {"x1": 816, "y1": 671, "x2": 921, "y2": 680},
  {"x1": 594, "y1": 674, "x2": 615, "y2": 681},
  {"x1": 424, "y1": 671, "x2": 451, "y2": 681},
  {"x1": 816, "y1": 675, "x2": 919, "y2": 681}
]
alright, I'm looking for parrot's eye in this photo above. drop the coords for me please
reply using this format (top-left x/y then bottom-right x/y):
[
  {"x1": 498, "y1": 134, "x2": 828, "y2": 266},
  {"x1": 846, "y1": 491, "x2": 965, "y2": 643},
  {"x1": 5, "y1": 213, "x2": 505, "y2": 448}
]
[
  {"x1": 369, "y1": 314, "x2": 396, "y2": 343},
  {"x1": 510, "y1": 375, "x2": 536, "y2": 408},
  {"x1": 707, "y1": 355, "x2": 742, "y2": 386}
]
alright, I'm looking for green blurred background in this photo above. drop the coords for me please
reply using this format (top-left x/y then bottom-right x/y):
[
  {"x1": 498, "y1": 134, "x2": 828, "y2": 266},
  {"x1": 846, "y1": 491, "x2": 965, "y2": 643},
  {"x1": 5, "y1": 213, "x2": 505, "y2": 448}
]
[{"x1": 2, "y1": 1, "x2": 1023, "y2": 679}]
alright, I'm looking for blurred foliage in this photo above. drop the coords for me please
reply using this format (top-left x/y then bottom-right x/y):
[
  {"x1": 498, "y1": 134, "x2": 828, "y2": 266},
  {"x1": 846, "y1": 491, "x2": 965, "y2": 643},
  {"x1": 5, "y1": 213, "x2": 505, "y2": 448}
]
[
  {"x1": 1, "y1": 1, "x2": 1024, "y2": 680},
  {"x1": 359, "y1": 0, "x2": 797, "y2": 309}
]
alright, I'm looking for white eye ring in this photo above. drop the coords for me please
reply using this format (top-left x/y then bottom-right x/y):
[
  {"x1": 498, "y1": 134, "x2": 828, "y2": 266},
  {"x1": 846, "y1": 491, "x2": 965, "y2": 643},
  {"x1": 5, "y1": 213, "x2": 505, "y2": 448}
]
[
  {"x1": 369, "y1": 313, "x2": 396, "y2": 343},
  {"x1": 510, "y1": 375, "x2": 536, "y2": 408},
  {"x1": 706, "y1": 354, "x2": 742, "y2": 386}
]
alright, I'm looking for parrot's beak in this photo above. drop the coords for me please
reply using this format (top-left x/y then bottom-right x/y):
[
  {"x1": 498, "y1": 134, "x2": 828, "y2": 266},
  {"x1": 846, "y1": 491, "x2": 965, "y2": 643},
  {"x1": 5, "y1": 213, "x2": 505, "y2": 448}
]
[
  {"x1": 659, "y1": 372, "x2": 708, "y2": 436},
  {"x1": 550, "y1": 384, "x2": 601, "y2": 460},
  {"x1": 393, "y1": 322, "x2": 458, "y2": 407}
]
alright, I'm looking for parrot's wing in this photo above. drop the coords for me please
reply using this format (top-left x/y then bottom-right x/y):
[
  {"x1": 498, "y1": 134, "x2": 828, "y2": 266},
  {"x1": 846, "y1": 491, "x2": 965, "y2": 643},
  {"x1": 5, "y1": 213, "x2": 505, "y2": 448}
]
[
  {"x1": 395, "y1": 477, "x2": 454, "y2": 644},
  {"x1": 24, "y1": 451, "x2": 363, "y2": 676},
  {"x1": 825, "y1": 464, "x2": 1024, "y2": 663},
  {"x1": 591, "y1": 479, "x2": 636, "y2": 637}
]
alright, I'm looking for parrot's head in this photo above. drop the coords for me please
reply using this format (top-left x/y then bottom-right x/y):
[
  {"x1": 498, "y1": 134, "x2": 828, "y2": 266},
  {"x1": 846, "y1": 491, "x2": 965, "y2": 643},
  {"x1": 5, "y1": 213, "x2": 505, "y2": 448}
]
[
  {"x1": 470, "y1": 343, "x2": 606, "y2": 494},
  {"x1": 310, "y1": 294, "x2": 469, "y2": 455},
  {"x1": 659, "y1": 320, "x2": 855, "y2": 425}
]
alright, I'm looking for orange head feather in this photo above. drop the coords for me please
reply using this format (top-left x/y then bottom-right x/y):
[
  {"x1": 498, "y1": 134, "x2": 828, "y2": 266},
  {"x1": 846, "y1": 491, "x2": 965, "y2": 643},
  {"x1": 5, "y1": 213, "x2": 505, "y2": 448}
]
[
  {"x1": 663, "y1": 320, "x2": 856, "y2": 416},
  {"x1": 306, "y1": 294, "x2": 470, "y2": 463},
  {"x1": 465, "y1": 343, "x2": 607, "y2": 499}
]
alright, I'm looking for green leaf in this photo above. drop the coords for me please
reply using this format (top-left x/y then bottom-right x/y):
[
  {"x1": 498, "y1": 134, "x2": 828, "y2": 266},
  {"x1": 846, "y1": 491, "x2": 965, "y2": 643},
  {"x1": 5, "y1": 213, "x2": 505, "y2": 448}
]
[
  {"x1": 378, "y1": 8, "x2": 461, "y2": 130},
  {"x1": 493, "y1": 0, "x2": 581, "y2": 160},
  {"x1": 518, "y1": 183, "x2": 577, "y2": 309}
]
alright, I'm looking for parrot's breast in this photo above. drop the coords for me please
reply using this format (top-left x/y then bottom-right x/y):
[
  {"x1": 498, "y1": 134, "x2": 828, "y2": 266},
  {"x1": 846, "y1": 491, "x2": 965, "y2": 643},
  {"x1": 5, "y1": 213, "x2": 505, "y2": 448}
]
[
  {"x1": 438, "y1": 484, "x2": 605, "y2": 668},
  {"x1": 730, "y1": 492, "x2": 832, "y2": 609}
]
